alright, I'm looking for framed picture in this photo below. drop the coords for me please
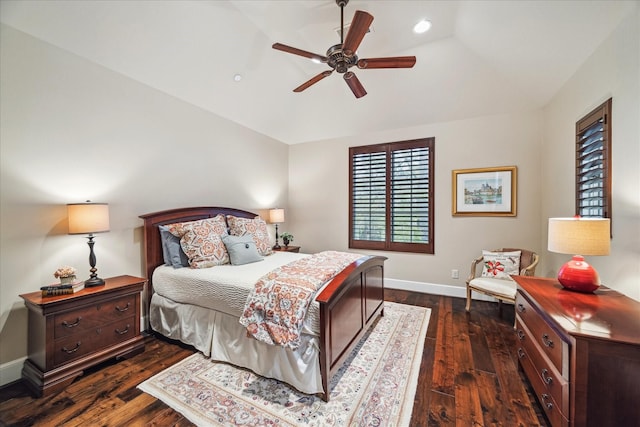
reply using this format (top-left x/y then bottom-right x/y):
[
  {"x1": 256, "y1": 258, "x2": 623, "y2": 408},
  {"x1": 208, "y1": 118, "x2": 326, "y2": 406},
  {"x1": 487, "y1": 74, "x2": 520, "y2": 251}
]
[{"x1": 452, "y1": 166, "x2": 517, "y2": 216}]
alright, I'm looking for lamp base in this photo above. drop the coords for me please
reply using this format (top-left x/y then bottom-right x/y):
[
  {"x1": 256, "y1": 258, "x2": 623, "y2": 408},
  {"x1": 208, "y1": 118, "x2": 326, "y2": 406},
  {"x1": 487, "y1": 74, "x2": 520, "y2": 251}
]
[
  {"x1": 84, "y1": 276, "x2": 105, "y2": 287},
  {"x1": 557, "y1": 255, "x2": 600, "y2": 293}
]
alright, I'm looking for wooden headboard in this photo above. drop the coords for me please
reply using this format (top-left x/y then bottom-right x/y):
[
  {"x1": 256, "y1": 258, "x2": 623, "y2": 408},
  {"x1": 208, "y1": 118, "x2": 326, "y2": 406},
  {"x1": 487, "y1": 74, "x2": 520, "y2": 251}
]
[{"x1": 138, "y1": 206, "x2": 257, "y2": 288}]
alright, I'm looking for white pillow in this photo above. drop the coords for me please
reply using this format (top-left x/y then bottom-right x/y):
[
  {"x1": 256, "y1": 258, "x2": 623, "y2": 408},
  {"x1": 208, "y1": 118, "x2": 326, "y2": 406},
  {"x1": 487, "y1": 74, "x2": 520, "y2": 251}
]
[{"x1": 481, "y1": 250, "x2": 521, "y2": 280}]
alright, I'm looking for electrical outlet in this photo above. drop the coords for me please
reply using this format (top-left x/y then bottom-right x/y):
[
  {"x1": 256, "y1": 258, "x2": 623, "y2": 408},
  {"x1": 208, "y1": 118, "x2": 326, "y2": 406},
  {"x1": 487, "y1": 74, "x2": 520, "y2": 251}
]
[{"x1": 451, "y1": 269, "x2": 459, "y2": 279}]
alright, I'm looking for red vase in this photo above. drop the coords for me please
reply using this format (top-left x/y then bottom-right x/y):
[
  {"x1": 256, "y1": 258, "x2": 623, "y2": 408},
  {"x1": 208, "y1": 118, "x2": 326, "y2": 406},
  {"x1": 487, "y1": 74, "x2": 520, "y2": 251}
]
[{"x1": 557, "y1": 255, "x2": 600, "y2": 293}]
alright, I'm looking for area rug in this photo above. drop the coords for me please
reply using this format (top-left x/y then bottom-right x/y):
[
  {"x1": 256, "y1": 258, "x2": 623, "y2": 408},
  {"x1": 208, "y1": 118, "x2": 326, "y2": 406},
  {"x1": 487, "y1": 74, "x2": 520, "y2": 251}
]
[{"x1": 138, "y1": 302, "x2": 431, "y2": 426}]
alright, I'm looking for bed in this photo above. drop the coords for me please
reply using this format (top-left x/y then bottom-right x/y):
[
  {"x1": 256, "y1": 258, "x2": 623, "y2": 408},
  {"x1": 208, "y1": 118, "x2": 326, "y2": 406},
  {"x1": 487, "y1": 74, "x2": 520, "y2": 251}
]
[{"x1": 139, "y1": 206, "x2": 386, "y2": 401}]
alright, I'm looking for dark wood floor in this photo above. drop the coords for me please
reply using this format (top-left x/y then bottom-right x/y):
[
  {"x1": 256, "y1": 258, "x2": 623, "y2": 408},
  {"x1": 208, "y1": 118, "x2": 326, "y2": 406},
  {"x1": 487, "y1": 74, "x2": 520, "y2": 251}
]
[{"x1": 0, "y1": 290, "x2": 548, "y2": 426}]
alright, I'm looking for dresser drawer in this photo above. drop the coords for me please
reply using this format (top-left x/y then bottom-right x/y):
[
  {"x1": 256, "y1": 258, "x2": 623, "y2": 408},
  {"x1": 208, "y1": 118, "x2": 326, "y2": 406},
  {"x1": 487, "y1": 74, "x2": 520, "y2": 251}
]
[
  {"x1": 518, "y1": 342, "x2": 569, "y2": 427},
  {"x1": 516, "y1": 319, "x2": 569, "y2": 416},
  {"x1": 54, "y1": 316, "x2": 137, "y2": 366},
  {"x1": 54, "y1": 295, "x2": 137, "y2": 339},
  {"x1": 515, "y1": 292, "x2": 569, "y2": 377}
]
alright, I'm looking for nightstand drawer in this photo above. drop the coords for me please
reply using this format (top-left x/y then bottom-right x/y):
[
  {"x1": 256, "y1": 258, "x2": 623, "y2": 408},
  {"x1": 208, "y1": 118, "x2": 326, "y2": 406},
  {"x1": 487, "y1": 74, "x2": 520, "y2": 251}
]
[
  {"x1": 54, "y1": 294, "x2": 137, "y2": 339},
  {"x1": 515, "y1": 292, "x2": 568, "y2": 376},
  {"x1": 54, "y1": 316, "x2": 136, "y2": 366}
]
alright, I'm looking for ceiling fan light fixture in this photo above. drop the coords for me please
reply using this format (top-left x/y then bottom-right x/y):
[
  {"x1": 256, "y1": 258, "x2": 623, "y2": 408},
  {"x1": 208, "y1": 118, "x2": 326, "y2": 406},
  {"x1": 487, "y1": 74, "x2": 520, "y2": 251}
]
[{"x1": 413, "y1": 19, "x2": 432, "y2": 34}]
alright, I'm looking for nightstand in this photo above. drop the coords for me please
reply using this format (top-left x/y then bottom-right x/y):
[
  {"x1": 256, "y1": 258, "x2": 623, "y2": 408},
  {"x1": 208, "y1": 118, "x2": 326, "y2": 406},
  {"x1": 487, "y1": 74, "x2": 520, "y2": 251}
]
[
  {"x1": 273, "y1": 245, "x2": 301, "y2": 253},
  {"x1": 19, "y1": 275, "x2": 146, "y2": 397}
]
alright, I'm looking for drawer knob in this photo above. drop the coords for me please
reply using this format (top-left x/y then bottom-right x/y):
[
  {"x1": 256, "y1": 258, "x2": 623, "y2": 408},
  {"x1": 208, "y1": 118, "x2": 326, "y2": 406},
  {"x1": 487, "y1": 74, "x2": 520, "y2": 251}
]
[
  {"x1": 115, "y1": 324, "x2": 131, "y2": 335},
  {"x1": 541, "y1": 368, "x2": 553, "y2": 385},
  {"x1": 516, "y1": 330, "x2": 525, "y2": 341},
  {"x1": 62, "y1": 342, "x2": 81, "y2": 354},
  {"x1": 116, "y1": 302, "x2": 131, "y2": 312},
  {"x1": 516, "y1": 303, "x2": 526, "y2": 313},
  {"x1": 542, "y1": 333, "x2": 554, "y2": 348},
  {"x1": 61, "y1": 317, "x2": 82, "y2": 328},
  {"x1": 541, "y1": 393, "x2": 554, "y2": 410},
  {"x1": 517, "y1": 348, "x2": 526, "y2": 359}
]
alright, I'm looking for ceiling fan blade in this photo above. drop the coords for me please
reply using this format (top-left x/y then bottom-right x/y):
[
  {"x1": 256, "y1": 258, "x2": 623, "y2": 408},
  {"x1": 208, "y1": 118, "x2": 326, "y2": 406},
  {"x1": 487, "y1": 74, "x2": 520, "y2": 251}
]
[
  {"x1": 293, "y1": 70, "x2": 333, "y2": 92},
  {"x1": 343, "y1": 71, "x2": 367, "y2": 98},
  {"x1": 342, "y1": 10, "x2": 374, "y2": 57},
  {"x1": 357, "y1": 56, "x2": 417, "y2": 69},
  {"x1": 272, "y1": 43, "x2": 327, "y2": 62}
]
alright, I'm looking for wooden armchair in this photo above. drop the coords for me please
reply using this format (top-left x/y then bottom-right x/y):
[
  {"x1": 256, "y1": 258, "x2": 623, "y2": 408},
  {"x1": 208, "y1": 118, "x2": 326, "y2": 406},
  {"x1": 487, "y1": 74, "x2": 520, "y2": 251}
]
[{"x1": 465, "y1": 248, "x2": 539, "y2": 322}]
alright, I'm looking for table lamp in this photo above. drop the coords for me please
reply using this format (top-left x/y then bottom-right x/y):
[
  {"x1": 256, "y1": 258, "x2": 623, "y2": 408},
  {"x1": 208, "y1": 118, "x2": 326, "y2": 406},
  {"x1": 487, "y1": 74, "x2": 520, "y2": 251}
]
[
  {"x1": 547, "y1": 217, "x2": 610, "y2": 293},
  {"x1": 68, "y1": 202, "x2": 110, "y2": 287},
  {"x1": 269, "y1": 208, "x2": 285, "y2": 249}
]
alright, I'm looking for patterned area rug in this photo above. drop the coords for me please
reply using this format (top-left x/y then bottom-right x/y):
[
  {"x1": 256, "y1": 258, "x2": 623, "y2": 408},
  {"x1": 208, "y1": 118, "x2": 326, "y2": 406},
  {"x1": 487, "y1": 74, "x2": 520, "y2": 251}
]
[{"x1": 138, "y1": 302, "x2": 431, "y2": 426}]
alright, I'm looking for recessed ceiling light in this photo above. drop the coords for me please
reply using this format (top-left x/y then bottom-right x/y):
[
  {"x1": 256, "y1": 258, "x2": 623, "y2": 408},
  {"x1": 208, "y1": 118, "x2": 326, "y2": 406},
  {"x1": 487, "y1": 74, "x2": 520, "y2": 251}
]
[
  {"x1": 413, "y1": 19, "x2": 431, "y2": 34},
  {"x1": 233, "y1": 74, "x2": 242, "y2": 82}
]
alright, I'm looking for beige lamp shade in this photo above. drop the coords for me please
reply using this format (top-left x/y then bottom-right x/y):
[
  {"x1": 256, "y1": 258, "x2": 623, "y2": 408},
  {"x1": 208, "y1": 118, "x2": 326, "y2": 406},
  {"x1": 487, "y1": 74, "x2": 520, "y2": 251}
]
[
  {"x1": 269, "y1": 208, "x2": 285, "y2": 224},
  {"x1": 68, "y1": 203, "x2": 110, "y2": 234},
  {"x1": 548, "y1": 217, "x2": 610, "y2": 256}
]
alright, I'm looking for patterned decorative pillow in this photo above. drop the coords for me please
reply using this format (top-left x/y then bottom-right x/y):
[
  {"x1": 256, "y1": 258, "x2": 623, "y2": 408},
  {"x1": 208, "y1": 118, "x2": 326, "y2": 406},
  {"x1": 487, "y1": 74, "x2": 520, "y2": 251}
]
[
  {"x1": 481, "y1": 250, "x2": 521, "y2": 280},
  {"x1": 226, "y1": 215, "x2": 273, "y2": 256},
  {"x1": 166, "y1": 215, "x2": 229, "y2": 268}
]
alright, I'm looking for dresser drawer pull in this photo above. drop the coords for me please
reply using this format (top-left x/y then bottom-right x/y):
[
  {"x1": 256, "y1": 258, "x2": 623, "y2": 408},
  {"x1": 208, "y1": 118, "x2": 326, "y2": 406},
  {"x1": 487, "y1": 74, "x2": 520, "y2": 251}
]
[
  {"x1": 541, "y1": 393, "x2": 554, "y2": 410},
  {"x1": 516, "y1": 303, "x2": 526, "y2": 313},
  {"x1": 115, "y1": 302, "x2": 131, "y2": 312},
  {"x1": 541, "y1": 368, "x2": 553, "y2": 385},
  {"x1": 61, "y1": 317, "x2": 82, "y2": 328},
  {"x1": 115, "y1": 324, "x2": 131, "y2": 335},
  {"x1": 516, "y1": 330, "x2": 525, "y2": 340},
  {"x1": 541, "y1": 333, "x2": 554, "y2": 348},
  {"x1": 62, "y1": 342, "x2": 81, "y2": 354},
  {"x1": 517, "y1": 348, "x2": 526, "y2": 359}
]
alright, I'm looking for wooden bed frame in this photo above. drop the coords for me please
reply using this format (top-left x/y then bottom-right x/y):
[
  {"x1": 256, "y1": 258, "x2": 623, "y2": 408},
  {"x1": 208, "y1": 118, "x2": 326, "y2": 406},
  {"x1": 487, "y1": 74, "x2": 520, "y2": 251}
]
[{"x1": 139, "y1": 206, "x2": 386, "y2": 401}]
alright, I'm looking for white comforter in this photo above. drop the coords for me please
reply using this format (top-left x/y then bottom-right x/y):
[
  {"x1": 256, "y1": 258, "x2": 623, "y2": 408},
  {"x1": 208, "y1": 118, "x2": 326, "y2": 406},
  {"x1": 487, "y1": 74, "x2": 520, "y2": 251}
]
[{"x1": 151, "y1": 251, "x2": 322, "y2": 334}]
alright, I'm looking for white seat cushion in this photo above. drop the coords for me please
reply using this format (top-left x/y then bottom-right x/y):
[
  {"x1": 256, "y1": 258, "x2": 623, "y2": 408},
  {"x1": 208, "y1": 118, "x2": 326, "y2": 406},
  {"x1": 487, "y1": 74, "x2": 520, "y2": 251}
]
[{"x1": 469, "y1": 277, "x2": 517, "y2": 299}]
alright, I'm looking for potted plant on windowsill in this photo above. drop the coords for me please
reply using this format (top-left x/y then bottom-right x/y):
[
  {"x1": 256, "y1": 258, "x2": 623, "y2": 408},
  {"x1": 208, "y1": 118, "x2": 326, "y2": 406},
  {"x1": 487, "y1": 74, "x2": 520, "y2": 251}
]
[{"x1": 280, "y1": 232, "x2": 294, "y2": 247}]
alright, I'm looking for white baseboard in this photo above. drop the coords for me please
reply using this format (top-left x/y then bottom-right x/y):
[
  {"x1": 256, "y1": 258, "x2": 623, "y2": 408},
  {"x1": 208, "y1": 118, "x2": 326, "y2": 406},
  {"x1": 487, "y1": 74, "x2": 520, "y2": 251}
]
[
  {"x1": 385, "y1": 278, "x2": 498, "y2": 302},
  {"x1": 0, "y1": 356, "x2": 26, "y2": 388}
]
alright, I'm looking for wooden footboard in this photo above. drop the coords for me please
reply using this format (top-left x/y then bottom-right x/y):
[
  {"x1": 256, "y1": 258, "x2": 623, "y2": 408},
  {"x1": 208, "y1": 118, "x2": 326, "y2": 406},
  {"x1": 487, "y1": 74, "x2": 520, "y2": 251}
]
[
  {"x1": 139, "y1": 207, "x2": 386, "y2": 402},
  {"x1": 316, "y1": 255, "x2": 386, "y2": 402}
]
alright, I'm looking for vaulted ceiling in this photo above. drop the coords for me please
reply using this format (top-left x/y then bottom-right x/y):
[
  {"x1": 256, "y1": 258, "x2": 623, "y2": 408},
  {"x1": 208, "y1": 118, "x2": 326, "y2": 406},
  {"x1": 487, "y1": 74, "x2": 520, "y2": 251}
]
[{"x1": 1, "y1": 1, "x2": 634, "y2": 144}]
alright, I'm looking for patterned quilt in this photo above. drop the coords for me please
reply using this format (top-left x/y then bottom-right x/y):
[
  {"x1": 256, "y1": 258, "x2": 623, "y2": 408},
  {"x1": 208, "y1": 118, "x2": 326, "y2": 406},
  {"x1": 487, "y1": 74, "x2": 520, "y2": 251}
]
[{"x1": 239, "y1": 251, "x2": 363, "y2": 349}]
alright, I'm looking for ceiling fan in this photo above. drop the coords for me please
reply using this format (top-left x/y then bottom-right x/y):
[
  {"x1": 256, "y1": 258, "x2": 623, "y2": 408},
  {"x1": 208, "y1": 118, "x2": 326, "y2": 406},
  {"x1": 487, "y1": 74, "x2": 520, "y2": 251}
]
[{"x1": 272, "y1": 0, "x2": 416, "y2": 98}]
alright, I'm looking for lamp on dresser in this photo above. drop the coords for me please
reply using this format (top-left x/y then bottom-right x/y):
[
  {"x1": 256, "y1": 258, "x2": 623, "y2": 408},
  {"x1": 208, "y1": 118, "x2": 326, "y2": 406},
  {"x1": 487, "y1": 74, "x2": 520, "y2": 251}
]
[
  {"x1": 68, "y1": 201, "x2": 110, "y2": 287},
  {"x1": 547, "y1": 216, "x2": 610, "y2": 293}
]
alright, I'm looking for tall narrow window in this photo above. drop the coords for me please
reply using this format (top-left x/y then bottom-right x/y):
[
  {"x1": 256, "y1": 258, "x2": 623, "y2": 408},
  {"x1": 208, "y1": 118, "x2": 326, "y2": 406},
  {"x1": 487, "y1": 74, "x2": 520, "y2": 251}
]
[
  {"x1": 349, "y1": 138, "x2": 434, "y2": 254},
  {"x1": 576, "y1": 98, "x2": 612, "y2": 221}
]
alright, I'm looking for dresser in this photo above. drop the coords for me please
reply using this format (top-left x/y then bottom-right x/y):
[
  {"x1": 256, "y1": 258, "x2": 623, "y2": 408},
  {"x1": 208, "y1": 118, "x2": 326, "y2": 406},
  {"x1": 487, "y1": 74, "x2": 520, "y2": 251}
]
[
  {"x1": 513, "y1": 276, "x2": 640, "y2": 427},
  {"x1": 20, "y1": 275, "x2": 146, "y2": 397}
]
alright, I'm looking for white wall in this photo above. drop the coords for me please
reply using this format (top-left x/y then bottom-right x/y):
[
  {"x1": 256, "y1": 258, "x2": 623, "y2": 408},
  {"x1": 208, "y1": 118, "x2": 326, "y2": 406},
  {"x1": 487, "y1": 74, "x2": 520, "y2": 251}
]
[
  {"x1": 0, "y1": 25, "x2": 289, "y2": 381},
  {"x1": 288, "y1": 111, "x2": 543, "y2": 290},
  {"x1": 541, "y1": 6, "x2": 640, "y2": 300}
]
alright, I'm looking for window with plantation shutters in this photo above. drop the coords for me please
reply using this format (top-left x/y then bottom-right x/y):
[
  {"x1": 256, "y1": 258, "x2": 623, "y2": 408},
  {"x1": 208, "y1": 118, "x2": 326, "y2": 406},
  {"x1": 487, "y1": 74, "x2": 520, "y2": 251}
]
[
  {"x1": 576, "y1": 99, "x2": 611, "y2": 222},
  {"x1": 349, "y1": 138, "x2": 434, "y2": 254}
]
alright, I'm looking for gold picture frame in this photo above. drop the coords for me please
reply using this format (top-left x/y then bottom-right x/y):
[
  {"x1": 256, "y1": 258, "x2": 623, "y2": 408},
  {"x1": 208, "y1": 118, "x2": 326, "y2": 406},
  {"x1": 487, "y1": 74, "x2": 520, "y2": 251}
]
[{"x1": 452, "y1": 166, "x2": 517, "y2": 216}]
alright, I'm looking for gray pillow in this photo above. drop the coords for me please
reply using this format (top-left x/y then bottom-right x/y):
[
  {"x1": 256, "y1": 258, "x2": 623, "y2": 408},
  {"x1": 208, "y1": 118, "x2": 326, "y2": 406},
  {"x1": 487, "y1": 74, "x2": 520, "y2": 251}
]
[
  {"x1": 222, "y1": 234, "x2": 263, "y2": 266},
  {"x1": 159, "y1": 225, "x2": 189, "y2": 268}
]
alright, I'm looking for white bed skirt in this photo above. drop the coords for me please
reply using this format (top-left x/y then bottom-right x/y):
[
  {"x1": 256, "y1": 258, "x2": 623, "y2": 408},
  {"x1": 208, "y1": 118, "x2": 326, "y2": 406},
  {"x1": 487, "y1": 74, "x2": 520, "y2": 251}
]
[{"x1": 149, "y1": 293, "x2": 324, "y2": 395}]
